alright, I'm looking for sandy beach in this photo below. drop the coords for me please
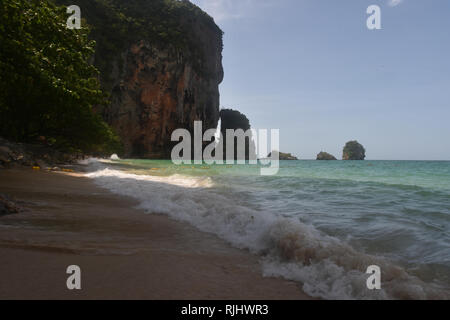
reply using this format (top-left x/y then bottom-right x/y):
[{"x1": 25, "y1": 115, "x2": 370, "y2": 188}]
[{"x1": 0, "y1": 168, "x2": 310, "y2": 300}]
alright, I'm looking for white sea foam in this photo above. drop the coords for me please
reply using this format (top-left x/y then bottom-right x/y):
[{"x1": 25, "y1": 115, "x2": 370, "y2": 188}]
[
  {"x1": 84, "y1": 160, "x2": 449, "y2": 299},
  {"x1": 87, "y1": 168, "x2": 214, "y2": 189}
]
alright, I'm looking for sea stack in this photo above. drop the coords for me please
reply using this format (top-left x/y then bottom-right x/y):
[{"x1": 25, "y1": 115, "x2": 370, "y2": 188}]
[
  {"x1": 316, "y1": 152, "x2": 337, "y2": 160},
  {"x1": 219, "y1": 109, "x2": 256, "y2": 160},
  {"x1": 342, "y1": 141, "x2": 366, "y2": 160}
]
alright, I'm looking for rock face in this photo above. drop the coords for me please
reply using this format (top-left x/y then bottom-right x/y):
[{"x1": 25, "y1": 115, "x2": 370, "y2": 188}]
[
  {"x1": 317, "y1": 152, "x2": 337, "y2": 160},
  {"x1": 49, "y1": 1, "x2": 224, "y2": 158},
  {"x1": 98, "y1": 17, "x2": 223, "y2": 158},
  {"x1": 267, "y1": 152, "x2": 298, "y2": 160},
  {"x1": 220, "y1": 109, "x2": 256, "y2": 160},
  {"x1": 342, "y1": 141, "x2": 366, "y2": 160},
  {"x1": 0, "y1": 138, "x2": 79, "y2": 168}
]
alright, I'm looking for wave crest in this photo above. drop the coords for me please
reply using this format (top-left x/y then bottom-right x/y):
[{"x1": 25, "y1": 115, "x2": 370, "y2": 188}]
[{"x1": 84, "y1": 164, "x2": 449, "y2": 299}]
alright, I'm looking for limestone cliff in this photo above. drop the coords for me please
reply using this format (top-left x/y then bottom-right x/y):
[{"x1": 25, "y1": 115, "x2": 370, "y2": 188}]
[
  {"x1": 102, "y1": 38, "x2": 223, "y2": 158},
  {"x1": 54, "y1": 0, "x2": 224, "y2": 158}
]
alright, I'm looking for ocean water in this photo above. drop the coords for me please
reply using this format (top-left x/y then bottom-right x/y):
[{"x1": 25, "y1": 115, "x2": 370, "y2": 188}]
[{"x1": 84, "y1": 159, "x2": 450, "y2": 299}]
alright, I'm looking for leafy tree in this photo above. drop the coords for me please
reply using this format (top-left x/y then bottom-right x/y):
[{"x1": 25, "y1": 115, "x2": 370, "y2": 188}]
[{"x1": 0, "y1": 0, "x2": 120, "y2": 154}]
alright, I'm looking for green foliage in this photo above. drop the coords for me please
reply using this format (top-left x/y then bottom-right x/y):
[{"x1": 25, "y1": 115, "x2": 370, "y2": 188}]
[{"x1": 0, "y1": 0, "x2": 121, "y2": 154}]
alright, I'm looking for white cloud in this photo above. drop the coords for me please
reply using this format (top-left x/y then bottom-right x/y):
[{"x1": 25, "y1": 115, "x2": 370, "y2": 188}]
[
  {"x1": 190, "y1": 0, "x2": 276, "y2": 23},
  {"x1": 388, "y1": 0, "x2": 404, "y2": 7}
]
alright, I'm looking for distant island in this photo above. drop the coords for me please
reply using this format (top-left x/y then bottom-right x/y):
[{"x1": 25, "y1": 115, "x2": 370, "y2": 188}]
[
  {"x1": 317, "y1": 152, "x2": 337, "y2": 160},
  {"x1": 267, "y1": 151, "x2": 298, "y2": 160},
  {"x1": 342, "y1": 141, "x2": 366, "y2": 160}
]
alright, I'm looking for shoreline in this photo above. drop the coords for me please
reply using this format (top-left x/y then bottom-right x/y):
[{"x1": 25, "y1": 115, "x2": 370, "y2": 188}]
[{"x1": 0, "y1": 168, "x2": 311, "y2": 300}]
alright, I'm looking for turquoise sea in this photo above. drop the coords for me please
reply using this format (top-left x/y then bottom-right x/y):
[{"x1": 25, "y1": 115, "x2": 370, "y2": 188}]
[{"x1": 85, "y1": 159, "x2": 450, "y2": 299}]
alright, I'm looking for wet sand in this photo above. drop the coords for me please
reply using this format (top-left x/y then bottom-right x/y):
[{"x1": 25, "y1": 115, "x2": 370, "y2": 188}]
[{"x1": 0, "y1": 168, "x2": 310, "y2": 299}]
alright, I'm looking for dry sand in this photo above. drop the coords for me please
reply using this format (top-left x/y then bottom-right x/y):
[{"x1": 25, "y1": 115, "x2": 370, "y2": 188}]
[{"x1": 0, "y1": 168, "x2": 310, "y2": 300}]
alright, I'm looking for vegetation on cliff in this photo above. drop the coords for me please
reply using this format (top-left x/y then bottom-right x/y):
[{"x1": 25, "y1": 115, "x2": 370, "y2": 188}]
[
  {"x1": 0, "y1": 0, "x2": 120, "y2": 154},
  {"x1": 53, "y1": 0, "x2": 223, "y2": 89},
  {"x1": 342, "y1": 141, "x2": 366, "y2": 160},
  {"x1": 317, "y1": 152, "x2": 337, "y2": 160},
  {"x1": 1, "y1": 0, "x2": 223, "y2": 158},
  {"x1": 44, "y1": 0, "x2": 224, "y2": 159}
]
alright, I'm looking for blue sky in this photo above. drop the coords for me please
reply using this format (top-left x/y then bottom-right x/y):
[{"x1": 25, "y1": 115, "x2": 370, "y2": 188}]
[{"x1": 191, "y1": 0, "x2": 450, "y2": 160}]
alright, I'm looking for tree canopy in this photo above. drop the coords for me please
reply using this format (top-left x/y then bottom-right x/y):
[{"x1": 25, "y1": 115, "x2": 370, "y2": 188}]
[{"x1": 0, "y1": 0, "x2": 120, "y2": 154}]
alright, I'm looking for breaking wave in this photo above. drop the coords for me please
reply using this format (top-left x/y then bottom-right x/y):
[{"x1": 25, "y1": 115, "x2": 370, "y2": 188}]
[{"x1": 84, "y1": 160, "x2": 449, "y2": 299}]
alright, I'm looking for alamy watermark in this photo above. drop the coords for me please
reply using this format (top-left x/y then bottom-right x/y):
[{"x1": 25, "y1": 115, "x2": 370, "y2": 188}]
[
  {"x1": 65, "y1": 4, "x2": 383, "y2": 31},
  {"x1": 66, "y1": 5, "x2": 81, "y2": 30},
  {"x1": 367, "y1": 5, "x2": 382, "y2": 30},
  {"x1": 66, "y1": 265, "x2": 81, "y2": 290},
  {"x1": 366, "y1": 265, "x2": 381, "y2": 290},
  {"x1": 171, "y1": 121, "x2": 280, "y2": 176}
]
